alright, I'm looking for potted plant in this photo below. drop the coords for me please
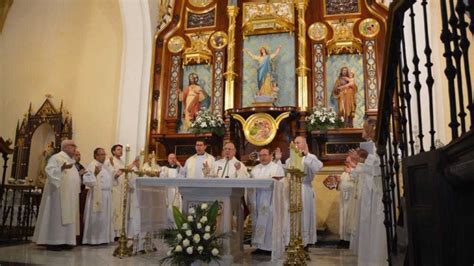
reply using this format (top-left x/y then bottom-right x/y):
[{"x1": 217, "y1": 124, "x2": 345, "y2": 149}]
[
  {"x1": 305, "y1": 106, "x2": 344, "y2": 132},
  {"x1": 159, "y1": 201, "x2": 224, "y2": 265}
]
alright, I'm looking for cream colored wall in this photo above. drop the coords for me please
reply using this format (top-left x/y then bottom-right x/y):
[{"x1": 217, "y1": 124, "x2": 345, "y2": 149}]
[{"x1": 0, "y1": 0, "x2": 123, "y2": 175}]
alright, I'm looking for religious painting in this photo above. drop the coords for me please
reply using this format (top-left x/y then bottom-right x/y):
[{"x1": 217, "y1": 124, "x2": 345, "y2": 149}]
[
  {"x1": 232, "y1": 112, "x2": 289, "y2": 146},
  {"x1": 324, "y1": 0, "x2": 360, "y2": 16},
  {"x1": 178, "y1": 65, "x2": 213, "y2": 133},
  {"x1": 326, "y1": 54, "x2": 365, "y2": 128},
  {"x1": 242, "y1": 33, "x2": 296, "y2": 107}
]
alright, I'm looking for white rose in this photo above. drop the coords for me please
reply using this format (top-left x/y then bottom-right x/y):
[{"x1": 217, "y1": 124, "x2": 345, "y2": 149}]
[
  {"x1": 201, "y1": 203, "x2": 208, "y2": 209},
  {"x1": 182, "y1": 223, "x2": 188, "y2": 230},
  {"x1": 175, "y1": 245, "x2": 182, "y2": 252},
  {"x1": 197, "y1": 223, "x2": 202, "y2": 229},
  {"x1": 167, "y1": 250, "x2": 172, "y2": 256},
  {"x1": 188, "y1": 207, "x2": 195, "y2": 214},
  {"x1": 182, "y1": 239, "x2": 190, "y2": 247},
  {"x1": 200, "y1": 216, "x2": 208, "y2": 223},
  {"x1": 193, "y1": 234, "x2": 201, "y2": 243},
  {"x1": 187, "y1": 215, "x2": 194, "y2": 222},
  {"x1": 186, "y1": 246, "x2": 193, "y2": 255},
  {"x1": 211, "y1": 248, "x2": 219, "y2": 256},
  {"x1": 177, "y1": 233, "x2": 183, "y2": 240},
  {"x1": 201, "y1": 122, "x2": 207, "y2": 128},
  {"x1": 205, "y1": 225, "x2": 211, "y2": 232},
  {"x1": 185, "y1": 230, "x2": 192, "y2": 237},
  {"x1": 197, "y1": 246, "x2": 204, "y2": 253},
  {"x1": 203, "y1": 233, "x2": 211, "y2": 240}
]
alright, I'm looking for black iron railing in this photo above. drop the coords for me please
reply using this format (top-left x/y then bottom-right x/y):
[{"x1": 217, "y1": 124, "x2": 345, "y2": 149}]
[{"x1": 377, "y1": 0, "x2": 473, "y2": 264}]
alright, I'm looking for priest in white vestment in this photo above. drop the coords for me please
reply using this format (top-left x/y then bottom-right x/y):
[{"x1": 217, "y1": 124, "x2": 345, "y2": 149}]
[
  {"x1": 249, "y1": 148, "x2": 285, "y2": 255},
  {"x1": 104, "y1": 144, "x2": 125, "y2": 237},
  {"x1": 160, "y1": 153, "x2": 182, "y2": 226},
  {"x1": 210, "y1": 142, "x2": 249, "y2": 178},
  {"x1": 82, "y1": 148, "x2": 115, "y2": 245},
  {"x1": 178, "y1": 139, "x2": 215, "y2": 178},
  {"x1": 338, "y1": 159, "x2": 356, "y2": 243},
  {"x1": 276, "y1": 136, "x2": 323, "y2": 248},
  {"x1": 33, "y1": 140, "x2": 81, "y2": 250}
]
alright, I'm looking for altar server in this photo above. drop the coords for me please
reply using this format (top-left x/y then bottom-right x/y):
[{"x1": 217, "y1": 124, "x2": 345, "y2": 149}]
[
  {"x1": 104, "y1": 144, "x2": 125, "y2": 237},
  {"x1": 32, "y1": 139, "x2": 81, "y2": 250},
  {"x1": 82, "y1": 148, "x2": 115, "y2": 245},
  {"x1": 160, "y1": 153, "x2": 182, "y2": 226},
  {"x1": 178, "y1": 139, "x2": 215, "y2": 178}
]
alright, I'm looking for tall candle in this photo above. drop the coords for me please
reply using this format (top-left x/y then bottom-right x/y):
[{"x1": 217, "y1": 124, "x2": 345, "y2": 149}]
[
  {"x1": 125, "y1": 144, "x2": 130, "y2": 165},
  {"x1": 139, "y1": 149, "x2": 145, "y2": 171},
  {"x1": 151, "y1": 151, "x2": 157, "y2": 170}
]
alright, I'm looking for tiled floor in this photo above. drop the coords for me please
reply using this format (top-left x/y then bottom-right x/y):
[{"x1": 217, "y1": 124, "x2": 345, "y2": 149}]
[{"x1": 0, "y1": 242, "x2": 357, "y2": 266}]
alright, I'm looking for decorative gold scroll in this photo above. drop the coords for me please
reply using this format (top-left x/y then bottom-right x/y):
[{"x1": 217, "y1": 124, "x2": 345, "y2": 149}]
[{"x1": 242, "y1": 2, "x2": 294, "y2": 36}]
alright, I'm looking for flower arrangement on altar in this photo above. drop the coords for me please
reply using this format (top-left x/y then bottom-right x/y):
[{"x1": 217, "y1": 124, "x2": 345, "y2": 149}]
[
  {"x1": 189, "y1": 108, "x2": 225, "y2": 136},
  {"x1": 159, "y1": 201, "x2": 224, "y2": 265},
  {"x1": 305, "y1": 106, "x2": 344, "y2": 132}
]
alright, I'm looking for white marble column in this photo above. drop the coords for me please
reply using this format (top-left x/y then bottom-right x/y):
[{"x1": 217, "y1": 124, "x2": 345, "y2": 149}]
[{"x1": 116, "y1": 0, "x2": 158, "y2": 154}]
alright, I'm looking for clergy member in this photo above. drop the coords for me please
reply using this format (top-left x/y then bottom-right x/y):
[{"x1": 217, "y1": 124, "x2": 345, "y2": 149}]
[
  {"x1": 178, "y1": 139, "x2": 215, "y2": 178},
  {"x1": 276, "y1": 136, "x2": 323, "y2": 249},
  {"x1": 104, "y1": 144, "x2": 125, "y2": 238},
  {"x1": 160, "y1": 153, "x2": 182, "y2": 226},
  {"x1": 249, "y1": 148, "x2": 285, "y2": 255},
  {"x1": 32, "y1": 139, "x2": 81, "y2": 251},
  {"x1": 73, "y1": 150, "x2": 87, "y2": 245},
  {"x1": 82, "y1": 148, "x2": 115, "y2": 245},
  {"x1": 211, "y1": 142, "x2": 249, "y2": 178}
]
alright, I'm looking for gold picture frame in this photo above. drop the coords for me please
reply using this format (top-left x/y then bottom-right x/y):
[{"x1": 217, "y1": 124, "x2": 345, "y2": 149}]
[{"x1": 232, "y1": 112, "x2": 289, "y2": 146}]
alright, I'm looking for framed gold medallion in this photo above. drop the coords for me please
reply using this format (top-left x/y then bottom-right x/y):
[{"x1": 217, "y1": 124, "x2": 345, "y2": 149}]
[{"x1": 232, "y1": 112, "x2": 289, "y2": 146}]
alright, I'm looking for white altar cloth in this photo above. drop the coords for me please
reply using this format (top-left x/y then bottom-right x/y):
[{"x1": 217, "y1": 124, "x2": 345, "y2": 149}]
[{"x1": 136, "y1": 177, "x2": 285, "y2": 261}]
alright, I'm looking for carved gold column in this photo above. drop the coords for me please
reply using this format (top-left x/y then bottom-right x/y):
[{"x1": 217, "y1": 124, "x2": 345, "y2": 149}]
[
  {"x1": 224, "y1": 5, "x2": 239, "y2": 110},
  {"x1": 295, "y1": 0, "x2": 309, "y2": 111}
]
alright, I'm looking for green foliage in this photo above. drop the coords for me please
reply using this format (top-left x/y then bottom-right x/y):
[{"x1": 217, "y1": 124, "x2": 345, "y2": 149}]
[{"x1": 159, "y1": 200, "x2": 225, "y2": 265}]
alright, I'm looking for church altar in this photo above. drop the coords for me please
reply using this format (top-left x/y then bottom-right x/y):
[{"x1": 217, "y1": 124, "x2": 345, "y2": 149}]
[{"x1": 135, "y1": 177, "x2": 285, "y2": 262}]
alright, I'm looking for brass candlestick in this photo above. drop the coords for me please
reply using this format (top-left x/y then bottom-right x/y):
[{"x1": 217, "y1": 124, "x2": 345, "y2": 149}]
[
  {"x1": 284, "y1": 168, "x2": 306, "y2": 265},
  {"x1": 113, "y1": 150, "x2": 135, "y2": 258}
]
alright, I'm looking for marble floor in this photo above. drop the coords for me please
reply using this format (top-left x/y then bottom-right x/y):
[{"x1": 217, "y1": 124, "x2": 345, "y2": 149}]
[{"x1": 0, "y1": 242, "x2": 357, "y2": 266}]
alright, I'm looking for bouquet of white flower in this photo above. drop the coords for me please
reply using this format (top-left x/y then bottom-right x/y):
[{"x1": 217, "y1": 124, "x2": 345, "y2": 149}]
[
  {"x1": 159, "y1": 201, "x2": 224, "y2": 265},
  {"x1": 305, "y1": 106, "x2": 344, "y2": 131},
  {"x1": 189, "y1": 108, "x2": 225, "y2": 136}
]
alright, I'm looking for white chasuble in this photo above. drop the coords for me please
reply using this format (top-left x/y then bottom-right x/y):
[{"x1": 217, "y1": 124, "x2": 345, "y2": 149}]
[
  {"x1": 33, "y1": 151, "x2": 81, "y2": 245},
  {"x1": 104, "y1": 156, "x2": 125, "y2": 235},
  {"x1": 179, "y1": 153, "x2": 215, "y2": 178}
]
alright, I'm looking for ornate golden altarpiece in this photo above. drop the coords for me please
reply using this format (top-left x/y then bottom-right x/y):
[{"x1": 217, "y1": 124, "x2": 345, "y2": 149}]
[{"x1": 147, "y1": 0, "x2": 387, "y2": 164}]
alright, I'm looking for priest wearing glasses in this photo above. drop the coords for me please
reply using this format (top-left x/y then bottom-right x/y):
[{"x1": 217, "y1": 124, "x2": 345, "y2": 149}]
[{"x1": 210, "y1": 142, "x2": 249, "y2": 178}]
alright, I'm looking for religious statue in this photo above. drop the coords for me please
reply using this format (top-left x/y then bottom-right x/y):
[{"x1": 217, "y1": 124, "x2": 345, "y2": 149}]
[
  {"x1": 37, "y1": 141, "x2": 55, "y2": 187},
  {"x1": 243, "y1": 45, "x2": 282, "y2": 102},
  {"x1": 179, "y1": 72, "x2": 210, "y2": 132},
  {"x1": 332, "y1": 66, "x2": 358, "y2": 127}
]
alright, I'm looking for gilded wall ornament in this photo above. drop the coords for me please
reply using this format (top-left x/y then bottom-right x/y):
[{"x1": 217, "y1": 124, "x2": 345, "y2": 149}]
[
  {"x1": 308, "y1": 22, "x2": 328, "y2": 41},
  {"x1": 232, "y1": 112, "x2": 289, "y2": 146},
  {"x1": 167, "y1": 36, "x2": 186, "y2": 53},
  {"x1": 189, "y1": 0, "x2": 212, "y2": 8},
  {"x1": 185, "y1": 5, "x2": 216, "y2": 30},
  {"x1": 242, "y1": 2, "x2": 294, "y2": 36},
  {"x1": 210, "y1": 31, "x2": 228, "y2": 50},
  {"x1": 183, "y1": 31, "x2": 213, "y2": 65},
  {"x1": 325, "y1": 0, "x2": 360, "y2": 16},
  {"x1": 359, "y1": 18, "x2": 380, "y2": 38}
]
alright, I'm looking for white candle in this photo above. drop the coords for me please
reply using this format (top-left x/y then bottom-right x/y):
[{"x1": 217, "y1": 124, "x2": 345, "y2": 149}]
[
  {"x1": 125, "y1": 144, "x2": 130, "y2": 165},
  {"x1": 139, "y1": 149, "x2": 145, "y2": 170}
]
